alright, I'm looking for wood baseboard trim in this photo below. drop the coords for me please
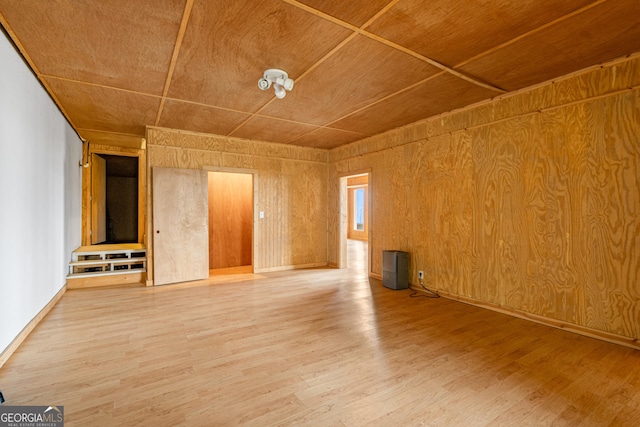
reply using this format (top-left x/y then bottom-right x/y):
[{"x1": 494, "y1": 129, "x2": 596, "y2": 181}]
[
  {"x1": 428, "y1": 289, "x2": 640, "y2": 351},
  {"x1": 255, "y1": 262, "x2": 328, "y2": 273},
  {"x1": 0, "y1": 285, "x2": 67, "y2": 368}
]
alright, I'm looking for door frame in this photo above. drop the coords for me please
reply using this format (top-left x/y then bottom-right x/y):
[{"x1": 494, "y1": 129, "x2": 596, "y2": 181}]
[
  {"x1": 204, "y1": 166, "x2": 258, "y2": 273},
  {"x1": 338, "y1": 170, "x2": 372, "y2": 274},
  {"x1": 90, "y1": 153, "x2": 107, "y2": 244},
  {"x1": 347, "y1": 181, "x2": 368, "y2": 241},
  {"x1": 82, "y1": 145, "x2": 145, "y2": 246}
]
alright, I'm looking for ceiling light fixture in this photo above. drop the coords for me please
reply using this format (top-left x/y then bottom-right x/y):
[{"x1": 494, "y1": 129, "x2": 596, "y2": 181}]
[{"x1": 258, "y1": 69, "x2": 294, "y2": 99}]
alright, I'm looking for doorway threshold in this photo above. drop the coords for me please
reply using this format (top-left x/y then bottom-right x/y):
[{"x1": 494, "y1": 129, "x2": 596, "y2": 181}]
[{"x1": 209, "y1": 265, "x2": 253, "y2": 276}]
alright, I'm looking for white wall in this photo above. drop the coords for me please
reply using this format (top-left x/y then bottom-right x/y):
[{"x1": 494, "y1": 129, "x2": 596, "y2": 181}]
[{"x1": 0, "y1": 31, "x2": 82, "y2": 355}]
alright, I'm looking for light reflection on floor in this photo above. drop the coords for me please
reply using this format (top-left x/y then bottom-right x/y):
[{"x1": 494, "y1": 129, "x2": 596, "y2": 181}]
[{"x1": 347, "y1": 238, "x2": 368, "y2": 274}]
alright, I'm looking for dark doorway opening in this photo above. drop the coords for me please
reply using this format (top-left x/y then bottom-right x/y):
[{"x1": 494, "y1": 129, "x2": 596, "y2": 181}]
[{"x1": 101, "y1": 154, "x2": 138, "y2": 244}]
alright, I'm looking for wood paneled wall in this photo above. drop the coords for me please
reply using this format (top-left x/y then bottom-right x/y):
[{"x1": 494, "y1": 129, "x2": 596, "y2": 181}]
[
  {"x1": 145, "y1": 127, "x2": 328, "y2": 282},
  {"x1": 328, "y1": 55, "x2": 640, "y2": 345},
  {"x1": 208, "y1": 172, "x2": 253, "y2": 269}
]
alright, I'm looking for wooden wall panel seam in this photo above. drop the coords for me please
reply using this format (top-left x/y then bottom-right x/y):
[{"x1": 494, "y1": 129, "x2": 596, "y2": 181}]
[
  {"x1": 327, "y1": 55, "x2": 640, "y2": 343},
  {"x1": 147, "y1": 144, "x2": 327, "y2": 165},
  {"x1": 147, "y1": 126, "x2": 328, "y2": 163},
  {"x1": 330, "y1": 85, "x2": 639, "y2": 163},
  {"x1": 145, "y1": 129, "x2": 329, "y2": 276}
]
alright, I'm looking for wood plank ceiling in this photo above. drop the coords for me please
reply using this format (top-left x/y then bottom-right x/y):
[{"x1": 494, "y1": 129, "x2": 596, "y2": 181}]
[{"x1": 1, "y1": 0, "x2": 639, "y2": 149}]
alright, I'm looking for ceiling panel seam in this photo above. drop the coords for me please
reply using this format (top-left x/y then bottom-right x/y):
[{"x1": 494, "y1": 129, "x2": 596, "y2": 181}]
[
  {"x1": 282, "y1": 0, "x2": 507, "y2": 93},
  {"x1": 240, "y1": 0, "x2": 504, "y2": 144},
  {"x1": 452, "y1": 0, "x2": 608, "y2": 69},
  {"x1": 76, "y1": 128, "x2": 142, "y2": 139},
  {"x1": 360, "y1": 32, "x2": 507, "y2": 93},
  {"x1": 154, "y1": 0, "x2": 195, "y2": 127},
  {"x1": 227, "y1": 30, "x2": 361, "y2": 138},
  {"x1": 42, "y1": 75, "x2": 164, "y2": 99}
]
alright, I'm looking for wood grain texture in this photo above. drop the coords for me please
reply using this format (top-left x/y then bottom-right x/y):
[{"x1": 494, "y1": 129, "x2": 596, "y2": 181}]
[
  {"x1": 146, "y1": 128, "x2": 328, "y2": 277},
  {"x1": 295, "y1": 0, "x2": 391, "y2": 27},
  {"x1": 158, "y1": 99, "x2": 250, "y2": 137},
  {"x1": 166, "y1": 0, "x2": 351, "y2": 111},
  {"x1": 0, "y1": 0, "x2": 184, "y2": 94},
  {"x1": 229, "y1": 115, "x2": 320, "y2": 145},
  {"x1": 260, "y1": 34, "x2": 440, "y2": 125},
  {"x1": 4, "y1": 0, "x2": 639, "y2": 149},
  {"x1": 290, "y1": 127, "x2": 367, "y2": 150},
  {"x1": 77, "y1": 131, "x2": 145, "y2": 149},
  {"x1": 329, "y1": 55, "x2": 640, "y2": 164},
  {"x1": 456, "y1": 0, "x2": 640, "y2": 90},
  {"x1": 521, "y1": 110, "x2": 573, "y2": 322},
  {"x1": 574, "y1": 94, "x2": 640, "y2": 338},
  {"x1": 2, "y1": 245, "x2": 640, "y2": 425},
  {"x1": 90, "y1": 154, "x2": 107, "y2": 244},
  {"x1": 208, "y1": 172, "x2": 253, "y2": 269},
  {"x1": 365, "y1": 0, "x2": 593, "y2": 67},
  {"x1": 45, "y1": 77, "x2": 161, "y2": 137},
  {"x1": 329, "y1": 72, "x2": 499, "y2": 136},
  {"x1": 328, "y1": 55, "x2": 640, "y2": 343},
  {"x1": 147, "y1": 127, "x2": 328, "y2": 163},
  {"x1": 0, "y1": 285, "x2": 65, "y2": 369},
  {"x1": 152, "y1": 167, "x2": 209, "y2": 285},
  {"x1": 82, "y1": 144, "x2": 146, "y2": 246},
  {"x1": 66, "y1": 272, "x2": 144, "y2": 289},
  {"x1": 346, "y1": 175, "x2": 368, "y2": 186}
]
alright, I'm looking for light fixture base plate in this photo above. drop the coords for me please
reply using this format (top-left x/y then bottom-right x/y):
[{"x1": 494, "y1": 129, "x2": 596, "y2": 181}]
[{"x1": 263, "y1": 69, "x2": 288, "y2": 81}]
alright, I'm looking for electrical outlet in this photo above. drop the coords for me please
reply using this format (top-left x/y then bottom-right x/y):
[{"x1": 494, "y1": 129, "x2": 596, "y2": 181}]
[{"x1": 418, "y1": 270, "x2": 424, "y2": 280}]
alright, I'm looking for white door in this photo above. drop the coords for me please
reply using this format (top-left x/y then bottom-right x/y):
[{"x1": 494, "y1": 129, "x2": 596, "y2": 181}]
[{"x1": 152, "y1": 167, "x2": 209, "y2": 285}]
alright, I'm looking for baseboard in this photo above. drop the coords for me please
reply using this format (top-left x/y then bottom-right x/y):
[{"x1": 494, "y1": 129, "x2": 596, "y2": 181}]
[
  {"x1": 0, "y1": 285, "x2": 66, "y2": 369},
  {"x1": 421, "y1": 288, "x2": 640, "y2": 351},
  {"x1": 255, "y1": 262, "x2": 328, "y2": 273}
]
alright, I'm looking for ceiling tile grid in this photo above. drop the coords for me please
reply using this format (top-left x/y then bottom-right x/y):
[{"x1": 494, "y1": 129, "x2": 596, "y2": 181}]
[
  {"x1": 328, "y1": 72, "x2": 499, "y2": 136},
  {"x1": 0, "y1": 0, "x2": 185, "y2": 94},
  {"x1": 456, "y1": 0, "x2": 640, "y2": 90},
  {"x1": 259, "y1": 35, "x2": 441, "y2": 125},
  {"x1": 1, "y1": 0, "x2": 639, "y2": 149},
  {"x1": 365, "y1": 0, "x2": 596, "y2": 67},
  {"x1": 166, "y1": 0, "x2": 352, "y2": 111},
  {"x1": 46, "y1": 77, "x2": 162, "y2": 136}
]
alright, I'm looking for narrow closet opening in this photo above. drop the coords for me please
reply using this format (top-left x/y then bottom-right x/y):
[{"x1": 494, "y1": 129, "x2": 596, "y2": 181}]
[{"x1": 208, "y1": 171, "x2": 253, "y2": 275}]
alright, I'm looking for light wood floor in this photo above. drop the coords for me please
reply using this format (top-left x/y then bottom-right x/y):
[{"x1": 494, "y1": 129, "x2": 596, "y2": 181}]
[{"x1": 1, "y1": 240, "x2": 639, "y2": 426}]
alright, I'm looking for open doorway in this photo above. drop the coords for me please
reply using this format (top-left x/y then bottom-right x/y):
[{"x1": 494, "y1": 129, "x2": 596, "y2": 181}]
[
  {"x1": 91, "y1": 154, "x2": 138, "y2": 244},
  {"x1": 208, "y1": 171, "x2": 254, "y2": 275},
  {"x1": 339, "y1": 173, "x2": 370, "y2": 274}
]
